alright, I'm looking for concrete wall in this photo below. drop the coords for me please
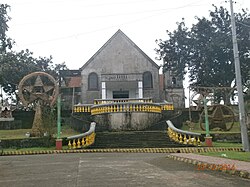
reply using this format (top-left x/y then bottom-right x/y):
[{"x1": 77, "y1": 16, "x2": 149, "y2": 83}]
[
  {"x1": 165, "y1": 88, "x2": 185, "y2": 109},
  {"x1": 164, "y1": 70, "x2": 185, "y2": 108},
  {"x1": 94, "y1": 112, "x2": 162, "y2": 131}
]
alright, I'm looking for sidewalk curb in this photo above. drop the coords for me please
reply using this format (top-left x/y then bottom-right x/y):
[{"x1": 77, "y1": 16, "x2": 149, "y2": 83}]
[
  {"x1": 167, "y1": 154, "x2": 250, "y2": 180},
  {"x1": 0, "y1": 147, "x2": 243, "y2": 156}
]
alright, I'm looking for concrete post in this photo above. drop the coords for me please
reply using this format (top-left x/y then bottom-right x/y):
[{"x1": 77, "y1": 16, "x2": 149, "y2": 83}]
[
  {"x1": 102, "y1": 82, "x2": 106, "y2": 99},
  {"x1": 138, "y1": 81, "x2": 143, "y2": 99}
]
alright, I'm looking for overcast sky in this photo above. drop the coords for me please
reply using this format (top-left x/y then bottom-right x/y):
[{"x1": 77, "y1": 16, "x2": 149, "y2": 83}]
[
  {"x1": 4, "y1": 0, "x2": 250, "y2": 70},
  {"x1": 2, "y1": 0, "x2": 249, "y2": 106}
]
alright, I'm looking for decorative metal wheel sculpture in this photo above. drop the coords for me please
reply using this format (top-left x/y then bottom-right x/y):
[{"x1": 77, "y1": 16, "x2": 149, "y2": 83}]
[
  {"x1": 18, "y1": 72, "x2": 59, "y2": 107},
  {"x1": 18, "y1": 72, "x2": 59, "y2": 136},
  {"x1": 199, "y1": 104, "x2": 235, "y2": 131},
  {"x1": 190, "y1": 93, "x2": 204, "y2": 111}
]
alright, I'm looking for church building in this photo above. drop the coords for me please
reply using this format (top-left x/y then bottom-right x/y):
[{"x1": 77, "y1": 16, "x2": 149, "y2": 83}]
[
  {"x1": 80, "y1": 29, "x2": 161, "y2": 103},
  {"x1": 61, "y1": 29, "x2": 184, "y2": 111}
]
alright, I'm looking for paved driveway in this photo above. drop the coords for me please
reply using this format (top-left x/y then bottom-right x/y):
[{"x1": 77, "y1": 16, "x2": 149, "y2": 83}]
[{"x1": 0, "y1": 153, "x2": 249, "y2": 187}]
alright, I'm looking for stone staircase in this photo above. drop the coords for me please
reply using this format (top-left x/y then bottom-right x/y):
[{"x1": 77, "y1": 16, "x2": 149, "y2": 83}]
[{"x1": 91, "y1": 131, "x2": 189, "y2": 148}]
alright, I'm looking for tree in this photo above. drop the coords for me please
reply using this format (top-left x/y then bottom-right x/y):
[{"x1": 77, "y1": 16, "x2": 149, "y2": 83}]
[
  {"x1": 155, "y1": 19, "x2": 191, "y2": 78},
  {"x1": 1, "y1": 50, "x2": 38, "y2": 95},
  {"x1": 0, "y1": 4, "x2": 68, "y2": 102},
  {"x1": 0, "y1": 50, "x2": 68, "y2": 100},
  {"x1": 155, "y1": 5, "x2": 250, "y2": 104},
  {"x1": 0, "y1": 4, "x2": 13, "y2": 53}
]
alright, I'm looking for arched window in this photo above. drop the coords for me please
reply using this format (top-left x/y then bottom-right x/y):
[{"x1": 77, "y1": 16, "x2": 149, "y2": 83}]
[
  {"x1": 143, "y1": 71, "x2": 153, "y2": 89},
  {"x1": 88, "y1": 72, "x2": 98, "y2": 90}
]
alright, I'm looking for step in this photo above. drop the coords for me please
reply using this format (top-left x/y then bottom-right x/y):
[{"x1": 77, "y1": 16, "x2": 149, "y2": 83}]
[{"x1": 91, "y1": 131, "x2": 190, "y2": 148}]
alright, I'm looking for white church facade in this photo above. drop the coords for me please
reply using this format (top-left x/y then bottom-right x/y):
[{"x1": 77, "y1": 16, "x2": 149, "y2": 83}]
[
  {"x1": 80, "y1": 29, "x2": 162, "y2": 104},
  {"x1": 61, "y1": 30, "x2": 185, "y2": 110}
]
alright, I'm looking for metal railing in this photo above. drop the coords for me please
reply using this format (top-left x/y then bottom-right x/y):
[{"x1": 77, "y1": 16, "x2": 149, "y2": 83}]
[
  {"x1": 67, "y1": 122, "x2": 96, "y2": 149},
  {"x1": 166, "y1": 120, "x2": 202, "y2": 146}
]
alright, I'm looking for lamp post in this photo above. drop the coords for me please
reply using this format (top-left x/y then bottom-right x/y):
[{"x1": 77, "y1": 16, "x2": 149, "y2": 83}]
[
  {"x1": 57, "y1": 94, "x2": 61, "y2": 139},
  {"x1": 56, "y1": 94, "x2": 62, "y2": 150},
  {"x1": 229, "y1": 0, "x2": 249, "y2": 151},
  {"x1": 203, "y1": 96, "x2": 212, "y2": 146},
  {"x1": 56, "y1": 70, "x2": 62, "y2": 150}
]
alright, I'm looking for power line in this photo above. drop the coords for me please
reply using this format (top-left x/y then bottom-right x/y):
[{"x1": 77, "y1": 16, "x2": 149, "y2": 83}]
[
  {"x1": 14, "y1": 0, "x2": 204, "y2": 26},
  {"x1": 15, "y1": 8, "x2": 193, "y2": 26},
  {"x1": 21, "y1": 0, "x2": 205, "y2": 46},
  {"x1": 237, "y1": 21, "x2": 250, "y2": 28},
  {"x1": 11, "y1": 0, "x2": 175, "y2": 8}
]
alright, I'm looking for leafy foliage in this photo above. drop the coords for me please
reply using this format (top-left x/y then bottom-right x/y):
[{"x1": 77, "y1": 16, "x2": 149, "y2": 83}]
[
  {"x1": 0, "y1": 4, "x2": 13, "y2": 53},
  {"x1": 155, "y1": 5, "x2": 250, "y2": 90},
  {"x1": 42, "y1": 106, "x2": 56, "y2": 138},
  {"x1": 1, "y1": 50, "x2": 38, "y2": 94},
  {"x1": 156, "y1": 19, "x2": 190, "y2": 79},
  {"x1": 0, "y1": 49, "x2": 67, "y2": 98},
  {"x1": 0, "y1": 4, "x2": 68, "y2": 101}
]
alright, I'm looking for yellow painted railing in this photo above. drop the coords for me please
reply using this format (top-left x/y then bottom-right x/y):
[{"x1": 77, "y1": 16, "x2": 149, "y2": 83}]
[
  {"x1": 73, "y1": 104, "x2": 92, "y2": 113},
  {"x1": 68, "y1": 133, "x2": 96, "y2": 149},
  {"x1": 73, "y1": 99, "x2": 174, "y2": 114},
  {"x1": 91, "y1": 103, "x2": 162, "y2": 115},
  {"x1": 166, "y1": 120, "x2": 202, "y2": 147},
  {"x1": 161, "y1": 103, "x2": 174, "y2": 111},
  {"x1": 67, "y1": 122, "x2": 96, "y2": 149},
  {"x1": 94, "y1": 98, "x2": 153, "y2": 104}
]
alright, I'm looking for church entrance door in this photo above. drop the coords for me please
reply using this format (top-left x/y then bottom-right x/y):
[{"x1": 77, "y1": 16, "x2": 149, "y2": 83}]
[{"x1": 113, "y1": 91, "x2": 129, "y2": 99}]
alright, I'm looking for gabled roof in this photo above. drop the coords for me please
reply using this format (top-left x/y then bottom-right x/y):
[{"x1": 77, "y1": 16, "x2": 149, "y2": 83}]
[
  {"x1": 67, "y1": 77, "x2": 81, "y2": 88},
  {"x1": 61, "y1": 77, "x2": 81, "y2": 88},
  {"x1": 80, "y1": 29, "x2": 159, "y2": 70}
]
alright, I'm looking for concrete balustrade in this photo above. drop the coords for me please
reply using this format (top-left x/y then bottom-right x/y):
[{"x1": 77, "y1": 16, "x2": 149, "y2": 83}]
[
  {"x1": 67, "y1": 122, "x2": 96, "y2": 149},
  {"x1": 91, "y1": 102, "x2": 162, "y2": 115},
  {"x1": 161, "y1": 104, "x2": 174, "y2": 111},
  {"x1": 166, "y1": 120, "x2": 202, "y2": 147},
  {"x1": 94, "y1": 98, "x2": 153, "y2": 104},
  {"x1": 73, "y1": 104, "x2": 92, "y2": 113},
  {"x1": 73, "y1": 99, "x2": 174, "y2": 115}
]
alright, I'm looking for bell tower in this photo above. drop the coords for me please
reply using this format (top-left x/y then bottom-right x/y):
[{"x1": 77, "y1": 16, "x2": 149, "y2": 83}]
[{"x1": 164, "y1": 69, "x2": 185, "y2": 109}]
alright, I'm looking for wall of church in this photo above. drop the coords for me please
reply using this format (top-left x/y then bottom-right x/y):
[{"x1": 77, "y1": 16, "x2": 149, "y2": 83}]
[{"x1": 81, "y1": 32, "x2": 160, "y2": 103}]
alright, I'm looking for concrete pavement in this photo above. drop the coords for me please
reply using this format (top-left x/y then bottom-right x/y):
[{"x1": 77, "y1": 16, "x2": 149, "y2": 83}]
[{"x1": 0, "y1": 153, "x2": 249, "y2": 187}]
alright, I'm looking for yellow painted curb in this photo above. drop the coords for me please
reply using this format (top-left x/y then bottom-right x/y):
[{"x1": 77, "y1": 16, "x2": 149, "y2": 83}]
[{"x1": 0, "y1": 147, "x2": 244, "y2": 157}]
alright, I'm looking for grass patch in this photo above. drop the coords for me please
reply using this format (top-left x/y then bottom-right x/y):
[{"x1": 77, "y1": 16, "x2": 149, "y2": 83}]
[
  {"x1": 198, "y1": 141, "x2": 242, "y2": 148},
  {"x1": 181, "y1": 122, "x2": 241, "y2": 134},
  {"x1": 2, "y1": 146, "x2": 70, "y2": 152},
  {"x1": 0, "y1": 129, "x2": 32, "y2": 140},
  {"x1": 212, "y1": 142, "x2": 243, "y2": 147},
  {"x1": 198, "y1": 151, "x2": 250, "y2": 162},
  {"x1": 59, "y1": 125, "x2": 79, "y2": 138},
  {"x1": 0, "y1": 125, "x2": 79, "y2": 140}
]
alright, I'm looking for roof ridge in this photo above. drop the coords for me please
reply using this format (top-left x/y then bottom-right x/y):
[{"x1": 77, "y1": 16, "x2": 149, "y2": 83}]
[{"x1": 80, "y1": 29, "x2": 159, "y2": 70}]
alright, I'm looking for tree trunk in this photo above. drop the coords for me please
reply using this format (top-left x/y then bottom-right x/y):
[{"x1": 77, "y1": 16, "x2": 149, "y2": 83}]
[{"x1": 222, "y1": 92, "x2": 231, "y2": 105}]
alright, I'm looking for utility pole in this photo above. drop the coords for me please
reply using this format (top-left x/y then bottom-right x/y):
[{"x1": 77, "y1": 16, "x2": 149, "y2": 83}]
[{"x1": 229, "y1": 0, "x2": 249, "y2": 151}]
